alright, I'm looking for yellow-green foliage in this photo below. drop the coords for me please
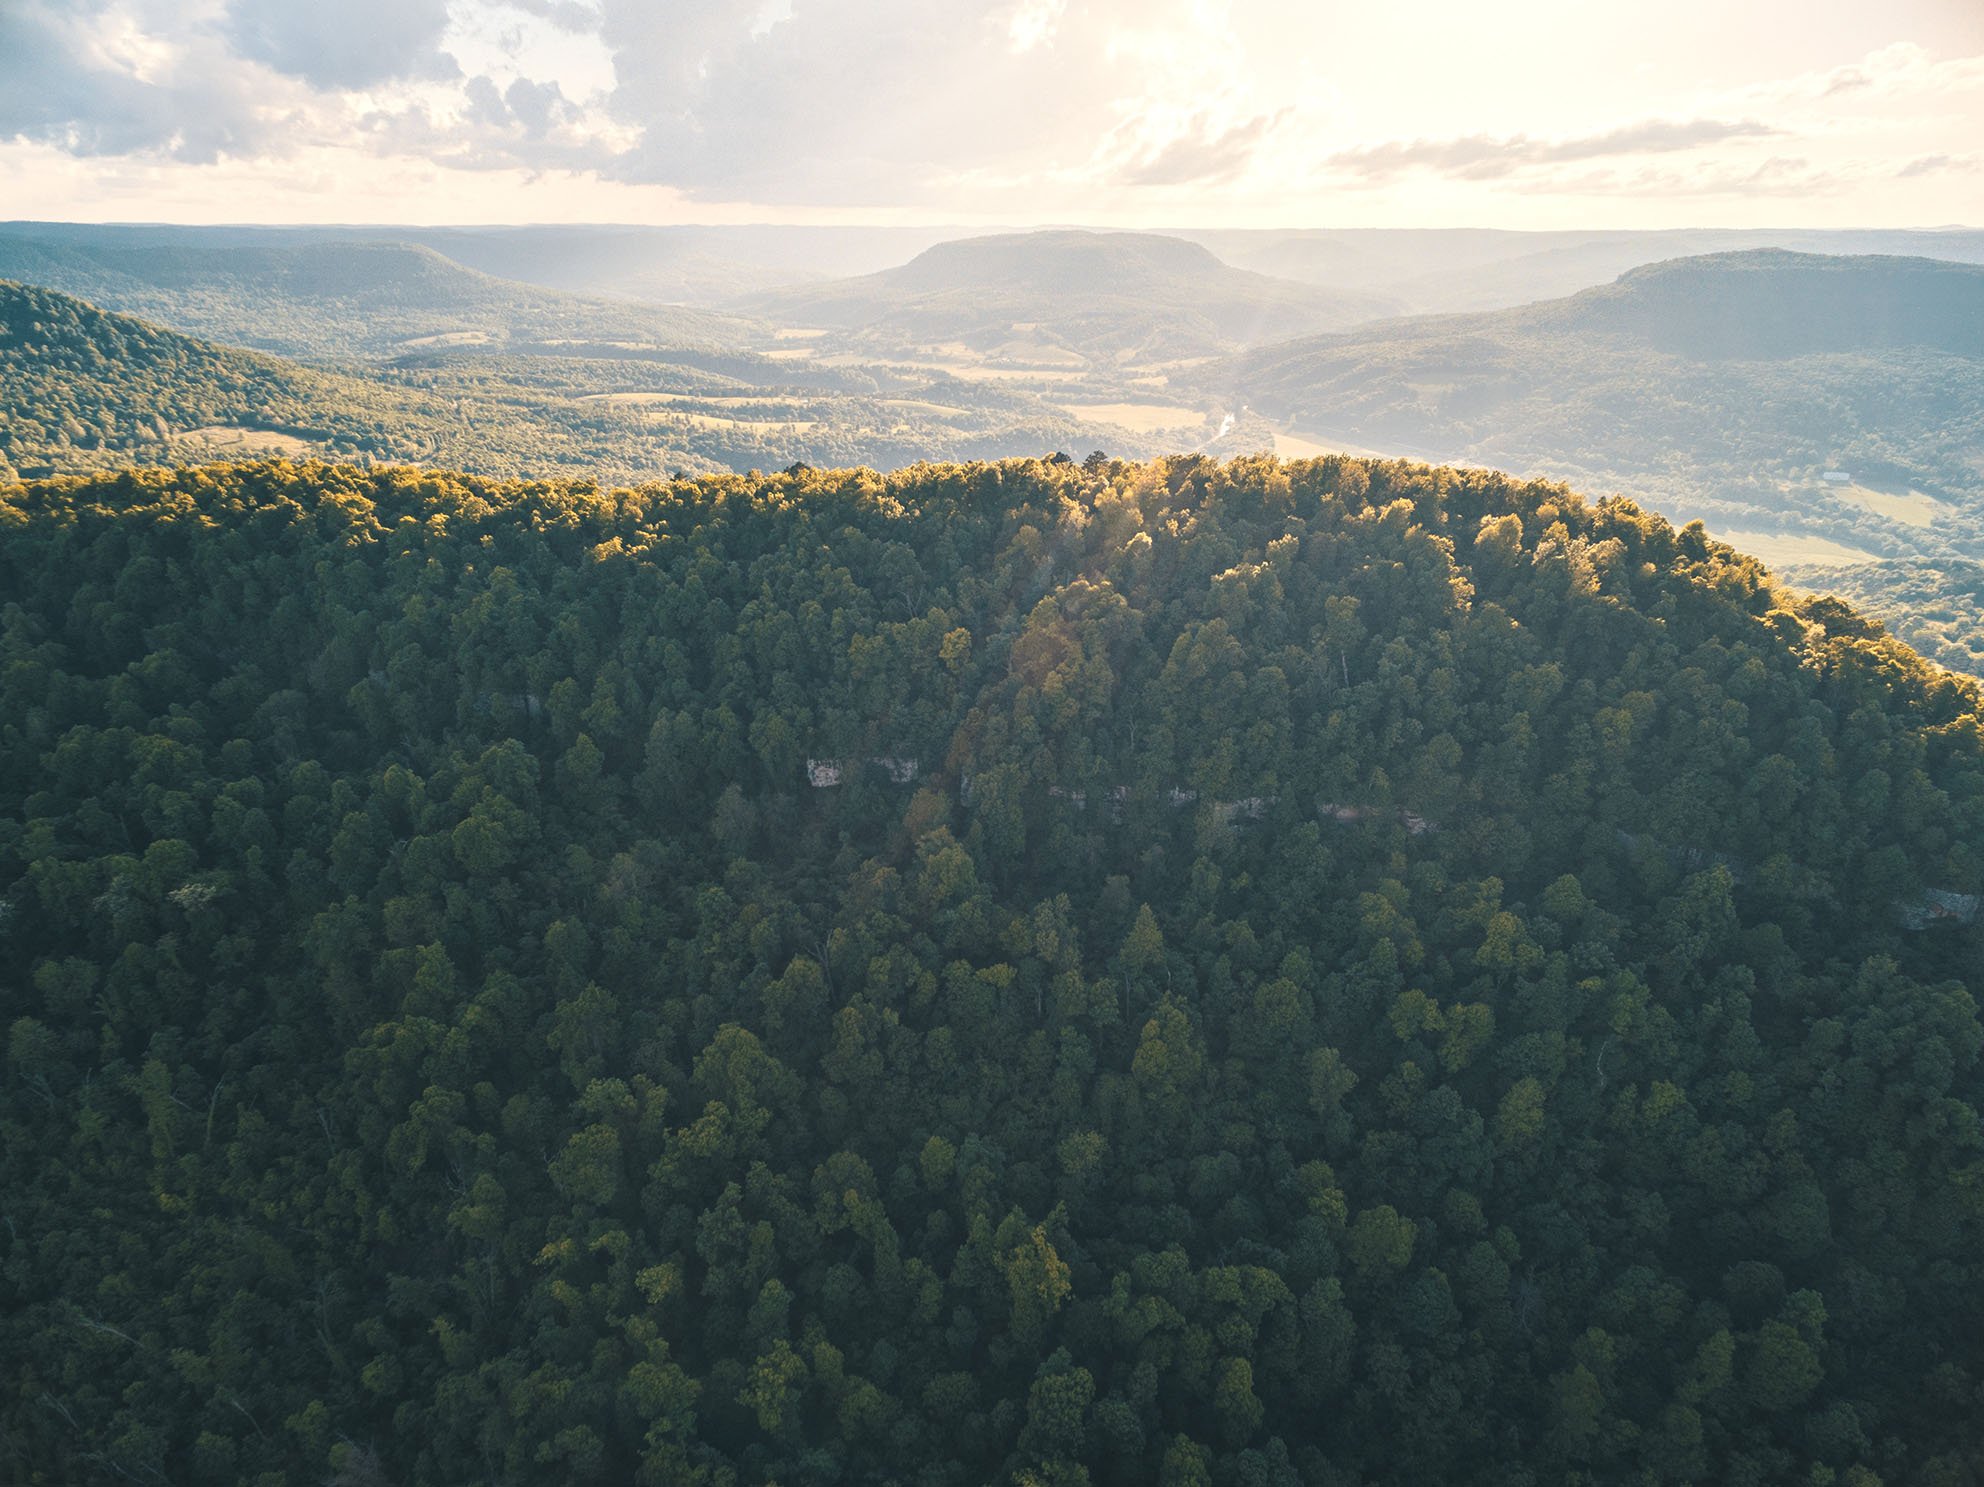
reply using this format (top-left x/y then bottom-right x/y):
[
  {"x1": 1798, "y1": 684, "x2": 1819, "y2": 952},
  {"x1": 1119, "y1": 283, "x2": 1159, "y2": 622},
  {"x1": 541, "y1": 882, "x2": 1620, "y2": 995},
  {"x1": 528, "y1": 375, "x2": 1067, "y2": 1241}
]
[{"x1": 2, "y1": 453, "x2": 1981, "y2": 1485}]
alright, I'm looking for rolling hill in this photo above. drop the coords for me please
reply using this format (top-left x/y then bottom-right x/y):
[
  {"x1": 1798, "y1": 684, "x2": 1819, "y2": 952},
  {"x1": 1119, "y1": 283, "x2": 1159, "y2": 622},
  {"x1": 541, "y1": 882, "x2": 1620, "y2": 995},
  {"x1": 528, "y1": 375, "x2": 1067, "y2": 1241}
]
[
  {"x1": 732, "y1": 229, "x2": 1403, "y2": 369},
  {"x1": 0, "y1": 281, "x2": 1148, "y2": 482},
  {"x1": 9, "y1": 220, "x2": 1984, "y2": 321},
  {"x1": 0, "y1": 233, "x2": 756, "y2": 359},
  {"x1": 1521, "y1": 250, "x2": 1984, "y2": 360},
  {"x1": 0, "y1": 221, "x2": 983, "y2": 307},
  {"x1": 1216, "y1": 250, "x2": 1984, "y2": 567},
  {"x1": 1184, "y1": 227, "x2": 1984, "y2": 314},
  {"x1": 398, "y1": 223, "x2": 979, "y2": 304},
  {"x1": 0, "y1": 277, "x2": 488, "y2": 478},
  {"x1": 2, "y1": 453, "x2": 1980, "y2": 1485}
]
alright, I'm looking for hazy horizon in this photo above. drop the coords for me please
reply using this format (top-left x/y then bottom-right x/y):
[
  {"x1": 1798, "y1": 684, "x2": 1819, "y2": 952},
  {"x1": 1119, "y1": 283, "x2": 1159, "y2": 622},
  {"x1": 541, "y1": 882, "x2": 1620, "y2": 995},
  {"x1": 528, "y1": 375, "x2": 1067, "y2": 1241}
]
[{"x1": 7, "y1": 218, "x2": 1983, "y2": 233}]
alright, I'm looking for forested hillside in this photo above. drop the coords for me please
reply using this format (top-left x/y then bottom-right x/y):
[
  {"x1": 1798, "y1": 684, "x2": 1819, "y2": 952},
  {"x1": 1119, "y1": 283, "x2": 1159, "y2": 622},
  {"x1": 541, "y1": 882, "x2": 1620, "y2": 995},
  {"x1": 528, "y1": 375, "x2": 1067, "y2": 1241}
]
[
  {"x1": 3, "y1": 453, "x2": 1980, "y2": 1485},
  {"x1": 0, "y1": 282, "x2": 1133, "y2": 483},
  {"x1": 1217, "y1": 251, "x2": 1984, "y2": 549},
  {"x1": 0, "y1": 279, "x2": 489, "y2": 477}
]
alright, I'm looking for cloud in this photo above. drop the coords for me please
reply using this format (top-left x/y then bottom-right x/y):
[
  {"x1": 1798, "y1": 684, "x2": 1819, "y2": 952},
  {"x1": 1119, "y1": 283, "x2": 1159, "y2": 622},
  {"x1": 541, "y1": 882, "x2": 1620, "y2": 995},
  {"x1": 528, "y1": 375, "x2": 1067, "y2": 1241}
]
[
  {"x1": 0, "y1": 1, "x2": 300, "y2": 162},
  {"x1": 501, "y1": 76, "x2": 573, "y2": 135},
  {"x1": 1324, "y1": 117, "x2": 1780, "y2": 182},
  {"x1": 221, "y1": 0, "x2": 457, "y2": 90},
  {"x1": 1765, "y1": 42, "x2": 1984, "y2": 106},
  {"x1": 501, "y1": 0, "x2": 605, "y2": 32},
  {"x1": 0, "y1": 3, "x2": 1977, "y2": 222},
  {"x1": 583, "y1": 0, "x2": 1159, "y2": 201},
  {"x1": 1006, "y1": 0, "x2": 1067, "y2": 53},
  {"x1": 1507, "y1": 153, "x2": 1950, "y2": 201},
  {"x1": 1897, "y1": 152, "x2": 1977, "y2": 178},
  {"x1": 1118, "y1": 110, "x2": 1287, "y2": 188}
]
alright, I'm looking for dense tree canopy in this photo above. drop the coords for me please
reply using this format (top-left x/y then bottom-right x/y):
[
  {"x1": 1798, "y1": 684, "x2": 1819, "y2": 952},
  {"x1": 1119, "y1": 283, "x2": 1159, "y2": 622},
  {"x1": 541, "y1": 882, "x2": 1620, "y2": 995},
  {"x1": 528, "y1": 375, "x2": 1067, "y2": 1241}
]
[{"x1": 2, "y1": 453, "x2": 1980, "y2": 1485}]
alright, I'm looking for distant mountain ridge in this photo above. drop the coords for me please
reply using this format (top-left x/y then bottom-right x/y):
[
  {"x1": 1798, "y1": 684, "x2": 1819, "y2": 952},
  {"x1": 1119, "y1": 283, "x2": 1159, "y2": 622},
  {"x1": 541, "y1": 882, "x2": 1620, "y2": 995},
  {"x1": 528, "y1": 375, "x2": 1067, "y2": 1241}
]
[
  {"x1": 1218, "y1": 250, "x2": 1984, "y2": 520},
  {"x1": 9, "y1": 220, "x2": 1984, "y2": 316},
  {"x1": 1534, "y1": 250, "x2": 1984, "y2": 360},
  {"x1": 1183, "y1": 226, "x2": 1984, "y2": 313},
  {"x1": 0, "y1": 234, "x2": 753, "y2": 359},
  {"x1": 885, "y1": 231, "x2": 1244, "y2": 294},
  {"x1": 0, "y1": 221, "x2": 981, "y2": 305},
  {"x1": 733, "y1": 229, "x2": 1402, "y2": 366}
]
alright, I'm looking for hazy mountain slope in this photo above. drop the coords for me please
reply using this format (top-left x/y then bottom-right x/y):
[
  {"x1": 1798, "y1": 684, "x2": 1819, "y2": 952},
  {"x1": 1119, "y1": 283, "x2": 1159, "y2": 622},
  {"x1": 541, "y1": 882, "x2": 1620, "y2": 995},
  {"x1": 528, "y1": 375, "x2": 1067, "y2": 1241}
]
[
  {"x1": 1524, "y1": 251, "x2": 1984, "y2": 359},
  {"x1": 1373, "y1": 230, "x2": 1984, "y2": 315},
  {"x1": 10, "y1": 221, "x2": 1984, "y2": 320},
  {"x1": 0, "y1": 221, "x2": 985, "y2": 305},
  {"x1": 1185, "y1": 227, "x2": 1984, "y2": 313},
  {"x1": 1180, "y1": 227, "x2": 1596, "y2": 296},
  {"x1": 0, "y1": 278, "x2": 507, "y2": 477},
  {"x1": 0, "y1": 281, "x2": 1145, "y2": 481},
  {"x1": 3, "y1": 454, "x2": 1980, "y2": 1485},
  {"x1": 1218, "y1": 250, "x2": 1984, "y2": 546},
  {"x1": 400, "y1": 224, "x2": 981, "y2": 303},
  {"x1": 733, "y1": 229, "x2": 1403, "y2": 366},
  {"x1": 0, "y1": 234, "x2": 756, "y2": 358}
]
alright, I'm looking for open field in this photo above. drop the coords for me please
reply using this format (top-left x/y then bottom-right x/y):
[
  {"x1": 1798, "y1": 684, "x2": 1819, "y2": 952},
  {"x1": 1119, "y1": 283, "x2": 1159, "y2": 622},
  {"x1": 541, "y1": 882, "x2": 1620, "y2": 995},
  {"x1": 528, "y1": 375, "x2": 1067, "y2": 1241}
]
[
  {"x1": 1834, "y1": 482, "x2": 1945, "y2": 529},
  {"x1": 398, "y1": 330, "x2": 494, "y2": 348},
  {"x1": 1061, "y1": 401, "x2": 1205, "y2": 433},
  {"x1": 1717, "y1": 529, "x2": 1883, "y2": 567},
  {"x1": 1271, "y1": 426, "x2": 1398, "y2": 462},
  {"x1": 1273, "y1": 430, "x2": 1346, "y2": 460},
  {"x1": 173, "y1": 426, "x2": 317, "y2": 458}
]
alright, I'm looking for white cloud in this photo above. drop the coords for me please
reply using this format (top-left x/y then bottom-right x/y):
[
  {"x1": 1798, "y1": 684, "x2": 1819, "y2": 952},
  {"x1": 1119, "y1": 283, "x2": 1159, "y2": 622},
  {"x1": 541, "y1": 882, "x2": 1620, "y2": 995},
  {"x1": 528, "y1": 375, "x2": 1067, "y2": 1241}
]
[
  {"x1": 0, "y1": 1, "x2": 316, "y2": 162},
  {"x1": 1006, "y1": 0, "x2": 1066, "y2": 54},
  {"x1": 1321, "y1": 118, "x2": 1782, "y2": 183},
  {"x1": 0, "y1": 1, "x2": 1978, "y2": 225},
  {"x1": 222, "y1": 0, "x2": 456, "y2": 90},
  {"x1": 1760, "y1": 41, "x2": 1984, "y2": 107}
]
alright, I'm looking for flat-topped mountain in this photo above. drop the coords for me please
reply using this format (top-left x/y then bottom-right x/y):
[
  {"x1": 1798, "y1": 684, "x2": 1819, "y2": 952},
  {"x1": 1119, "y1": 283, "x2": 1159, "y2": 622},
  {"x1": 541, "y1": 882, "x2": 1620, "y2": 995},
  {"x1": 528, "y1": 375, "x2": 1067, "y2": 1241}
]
[
  {"x1": 1525, "y1": 250, "x2": 1984, "y2": 360},
  {"x1": 883, "y1": 229, "x2": 1251, "y2": 295},
  {"x1": 1185, "y1": 227, "x2": 1984, "y2": 314},
  {"x1": 1218, "y1": 251, "x2": 1984, "y2": 578},
  {"x1": 735, "y1": 229, "x2": 1402, "y2": 366}
]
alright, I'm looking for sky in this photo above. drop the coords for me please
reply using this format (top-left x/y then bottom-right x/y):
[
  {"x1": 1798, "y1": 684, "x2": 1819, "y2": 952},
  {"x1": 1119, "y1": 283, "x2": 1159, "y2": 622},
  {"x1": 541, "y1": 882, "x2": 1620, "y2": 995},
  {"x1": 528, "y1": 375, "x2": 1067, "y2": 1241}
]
[{"x1": 1, "y1": 0, "x2": 1980, "y2": 228}]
